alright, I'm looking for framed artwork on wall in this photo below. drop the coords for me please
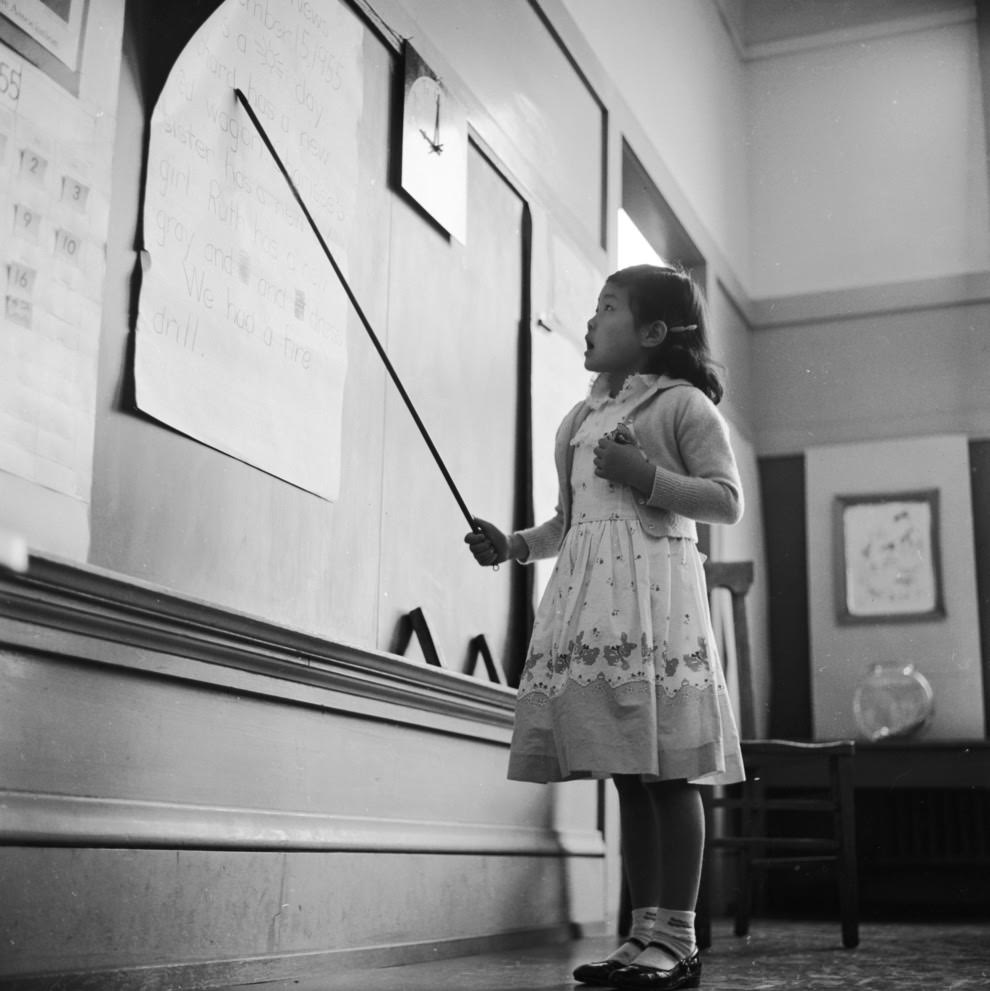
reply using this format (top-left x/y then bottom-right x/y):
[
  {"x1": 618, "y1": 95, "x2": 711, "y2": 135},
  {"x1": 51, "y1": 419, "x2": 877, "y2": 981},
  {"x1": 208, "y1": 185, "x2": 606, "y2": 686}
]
[
  {"x1": 0, "y1": 0, "x2": 89, "y2": 94},
  {"x1": 834, "y1": 489, "x2": 945, "y2": 624}
]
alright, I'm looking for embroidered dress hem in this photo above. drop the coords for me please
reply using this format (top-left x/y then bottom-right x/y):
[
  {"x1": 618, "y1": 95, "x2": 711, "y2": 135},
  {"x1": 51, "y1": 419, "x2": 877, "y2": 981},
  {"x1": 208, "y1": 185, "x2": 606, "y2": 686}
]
[
  {"x1": 508, "y1": 678, "x2": 745, "y2": 786},
  {"x1": 508, "y1": 739, "x2": 745, "y2": 785}
]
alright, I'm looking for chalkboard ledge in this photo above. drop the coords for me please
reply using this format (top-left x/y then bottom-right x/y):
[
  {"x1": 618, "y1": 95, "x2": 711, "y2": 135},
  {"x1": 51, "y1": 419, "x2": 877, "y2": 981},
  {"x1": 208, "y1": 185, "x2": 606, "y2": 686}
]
[{"x1": 0, "y1": 553, "x2": 516, "y2": 741}]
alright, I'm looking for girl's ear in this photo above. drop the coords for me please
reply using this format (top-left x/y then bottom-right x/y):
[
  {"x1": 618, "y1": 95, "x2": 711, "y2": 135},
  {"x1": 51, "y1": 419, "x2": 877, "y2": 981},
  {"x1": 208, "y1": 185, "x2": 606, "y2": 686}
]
[{"x1": 641, "y1": 320, "x2": 668, "y2": 349}]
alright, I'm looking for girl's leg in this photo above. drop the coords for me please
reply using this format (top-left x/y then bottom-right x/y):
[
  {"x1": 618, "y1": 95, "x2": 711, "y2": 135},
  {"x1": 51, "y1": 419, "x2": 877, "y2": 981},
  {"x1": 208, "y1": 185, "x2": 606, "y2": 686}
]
[
  {"x1": 576, "y1": 777, "x2": 704, "y2": 980},
  {"x1": 651, "y1": 778, "x2": 704, "y2": 909},
  {"x1": 614, "y1": 773, "x2": 662, "y2": 908},
  {"x1": 633, "y1": 779, "x2": 704, "y2": 970},
  {"x1": 571, "y1": 775, "x2": 661, "y2": 982},
  {"x1": 610, "y1": 774, "x2": 664, "y2": 960}
]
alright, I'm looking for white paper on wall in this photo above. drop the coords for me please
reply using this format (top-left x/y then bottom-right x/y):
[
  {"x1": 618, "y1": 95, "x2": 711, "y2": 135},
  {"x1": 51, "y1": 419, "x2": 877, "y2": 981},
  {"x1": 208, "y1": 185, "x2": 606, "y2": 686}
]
[
  {"x1": 529, "y1": 230, "x2": 601, "y2": 596},
  {"x1": 135, "y1": 0, "x2": 363, "y2": 500},
  {"x1": 547, "y1": 229, "x2": 601, "y2": 349},
  {"x1": 0, "y1": 44, "x2": 114, "y2": 501}
]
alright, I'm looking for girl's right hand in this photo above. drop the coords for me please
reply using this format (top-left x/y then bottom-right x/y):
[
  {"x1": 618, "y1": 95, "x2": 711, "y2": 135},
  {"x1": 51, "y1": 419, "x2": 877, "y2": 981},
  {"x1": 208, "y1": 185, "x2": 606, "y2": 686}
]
[{"x1": 464, "y1": 518, "x2": 509, "y2": 567}]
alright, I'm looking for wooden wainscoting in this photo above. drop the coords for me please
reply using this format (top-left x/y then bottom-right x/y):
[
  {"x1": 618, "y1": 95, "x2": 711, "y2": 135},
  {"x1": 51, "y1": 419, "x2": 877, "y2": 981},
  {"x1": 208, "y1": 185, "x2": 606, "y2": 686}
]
[{"x1": 0, "y1": 556, "x2": 606, "y2": 989}]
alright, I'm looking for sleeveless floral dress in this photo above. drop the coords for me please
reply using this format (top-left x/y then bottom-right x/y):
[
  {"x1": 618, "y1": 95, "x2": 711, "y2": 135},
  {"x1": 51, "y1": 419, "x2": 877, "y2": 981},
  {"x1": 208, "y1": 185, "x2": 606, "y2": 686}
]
[{"x1": 507, "y1": 376, "x2": 744, "y2": 785}]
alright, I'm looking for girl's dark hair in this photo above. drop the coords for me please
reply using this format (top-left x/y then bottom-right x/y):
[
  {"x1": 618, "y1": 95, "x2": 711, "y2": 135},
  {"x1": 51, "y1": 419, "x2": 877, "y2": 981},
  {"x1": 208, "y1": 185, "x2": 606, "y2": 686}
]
[{"x1": 607, "y1": 264, "x2": 724, "y2": 404}]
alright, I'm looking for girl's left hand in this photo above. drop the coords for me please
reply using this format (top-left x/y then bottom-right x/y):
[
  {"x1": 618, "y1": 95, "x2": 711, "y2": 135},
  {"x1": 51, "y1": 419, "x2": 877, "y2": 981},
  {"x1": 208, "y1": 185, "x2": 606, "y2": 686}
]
[{"x1": 594, "y1": 429, "x2": 654, "y2": 494}]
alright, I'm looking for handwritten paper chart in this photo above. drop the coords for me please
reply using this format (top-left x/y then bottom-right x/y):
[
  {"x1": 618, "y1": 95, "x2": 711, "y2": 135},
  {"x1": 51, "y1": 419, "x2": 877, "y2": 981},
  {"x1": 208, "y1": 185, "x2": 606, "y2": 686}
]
[
  {"x1": 0, "y1": 43, "x2": 113, "y2": 500},
  {"x1": 135, "y1": 0, "x2": 363, "y2": 500}
]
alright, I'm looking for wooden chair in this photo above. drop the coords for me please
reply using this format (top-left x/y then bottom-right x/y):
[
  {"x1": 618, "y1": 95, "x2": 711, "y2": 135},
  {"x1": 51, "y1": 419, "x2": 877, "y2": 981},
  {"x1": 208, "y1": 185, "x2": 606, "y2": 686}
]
[{"x1": 698, "y1": 561, "x2": 859, "y2": 949}]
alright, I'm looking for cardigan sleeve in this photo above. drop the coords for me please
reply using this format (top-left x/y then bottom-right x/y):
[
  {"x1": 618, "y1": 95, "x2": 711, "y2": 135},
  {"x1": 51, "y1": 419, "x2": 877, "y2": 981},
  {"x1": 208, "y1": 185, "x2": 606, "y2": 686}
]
[
  {"x1": 644, "y1": 390, "x2": 743, "y2": 525},
  {"x1": 509, "y1": 399, "x2": 585, "y2": 562},
  {"x1": 512, "y1": 506, "x2": 565, "y2": 563}
]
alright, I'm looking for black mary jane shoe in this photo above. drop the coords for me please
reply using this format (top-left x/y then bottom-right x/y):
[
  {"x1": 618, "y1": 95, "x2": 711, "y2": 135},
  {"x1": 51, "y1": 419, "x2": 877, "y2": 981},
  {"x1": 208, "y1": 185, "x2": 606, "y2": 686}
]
[
  {"x1": 572, "y1": 938, "x2": 647, "y2": 986},
  {"x1": 608, "y1": 942, "x2": 702, "y2": 990}
]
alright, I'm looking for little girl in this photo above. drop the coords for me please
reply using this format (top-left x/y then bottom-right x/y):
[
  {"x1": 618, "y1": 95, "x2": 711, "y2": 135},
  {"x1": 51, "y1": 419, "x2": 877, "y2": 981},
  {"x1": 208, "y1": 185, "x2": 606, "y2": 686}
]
[{"x1": 466, "y1": 265, "x2": 744, "y2": 990}]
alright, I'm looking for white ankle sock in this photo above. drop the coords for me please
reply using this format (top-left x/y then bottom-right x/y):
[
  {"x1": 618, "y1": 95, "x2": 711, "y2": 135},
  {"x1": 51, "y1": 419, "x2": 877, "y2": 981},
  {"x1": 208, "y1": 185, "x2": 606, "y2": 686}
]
[
  {"x1": 635, "y1": 907, "x2": 696, "y2": 968},
  {"x1": 607, "y1": 906, "x2": 658, "y2": 963}
]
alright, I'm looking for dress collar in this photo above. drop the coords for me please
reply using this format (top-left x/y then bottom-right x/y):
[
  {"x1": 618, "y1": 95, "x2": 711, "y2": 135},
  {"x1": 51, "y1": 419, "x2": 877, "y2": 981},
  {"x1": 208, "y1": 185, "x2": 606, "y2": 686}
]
[
  {"x1": 585, "y1": 373, "x2": 668, "y2": 410},
  {"x1": 585, "y1": 373, "x2": 660, "y2": 409}
]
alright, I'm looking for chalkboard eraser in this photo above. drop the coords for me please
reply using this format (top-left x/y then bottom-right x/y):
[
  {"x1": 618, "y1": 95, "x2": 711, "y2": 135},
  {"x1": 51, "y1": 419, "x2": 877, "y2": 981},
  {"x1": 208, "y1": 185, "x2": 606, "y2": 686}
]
[{"x1": 0, "y1": 528, "x2": 29, "y2": 573}]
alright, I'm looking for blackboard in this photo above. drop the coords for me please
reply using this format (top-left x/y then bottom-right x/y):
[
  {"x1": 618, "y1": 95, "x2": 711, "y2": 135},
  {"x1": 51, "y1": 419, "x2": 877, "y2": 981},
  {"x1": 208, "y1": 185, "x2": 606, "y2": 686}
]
[{"x1": 89, "y1": 0, "x2": 528, "y2": 675}]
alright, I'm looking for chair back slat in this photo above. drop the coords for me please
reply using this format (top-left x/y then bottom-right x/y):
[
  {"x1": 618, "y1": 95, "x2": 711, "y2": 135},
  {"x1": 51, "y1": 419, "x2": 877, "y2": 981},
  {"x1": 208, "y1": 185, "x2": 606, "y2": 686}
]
[{"x1": 705, "y1": 561, "x2": 756, "y2": 739}]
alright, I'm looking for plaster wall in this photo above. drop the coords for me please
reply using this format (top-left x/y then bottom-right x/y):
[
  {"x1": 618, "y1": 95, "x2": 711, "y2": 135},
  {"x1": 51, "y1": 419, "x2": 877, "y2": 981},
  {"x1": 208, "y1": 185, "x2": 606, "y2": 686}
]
[
  {"x1": 747, "y1": 19, "x2": 990, "y2": 297},
  {"x1": 563, "y1": 0, "x2": 751, "y2": 288},
  {"x1": 751, "y1": 299, "x2": 990, "y2": 456}
]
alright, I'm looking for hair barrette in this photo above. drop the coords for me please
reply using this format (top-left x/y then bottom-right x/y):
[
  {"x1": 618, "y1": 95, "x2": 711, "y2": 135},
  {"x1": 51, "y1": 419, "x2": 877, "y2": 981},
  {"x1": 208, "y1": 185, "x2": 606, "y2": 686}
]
[{"x1": 668, "y1": 324, "x2": 697, "y2": 333}]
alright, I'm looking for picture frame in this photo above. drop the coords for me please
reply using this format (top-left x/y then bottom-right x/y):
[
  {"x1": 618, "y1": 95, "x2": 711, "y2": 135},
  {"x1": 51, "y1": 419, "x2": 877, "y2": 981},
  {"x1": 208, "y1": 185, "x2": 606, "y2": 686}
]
[
  {"x1": 0, "y1": 0, "x2": 89, "y2": 95},
  {"x1": 833, "y1": 489, "x2": 945, "y2": 624}
]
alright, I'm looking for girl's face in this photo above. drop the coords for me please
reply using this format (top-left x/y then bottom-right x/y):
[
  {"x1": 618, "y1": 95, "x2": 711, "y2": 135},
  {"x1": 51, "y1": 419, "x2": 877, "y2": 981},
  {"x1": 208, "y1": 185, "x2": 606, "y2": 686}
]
[{"x1": 584, "y1": 282, "x2": 647, "y2": 379}]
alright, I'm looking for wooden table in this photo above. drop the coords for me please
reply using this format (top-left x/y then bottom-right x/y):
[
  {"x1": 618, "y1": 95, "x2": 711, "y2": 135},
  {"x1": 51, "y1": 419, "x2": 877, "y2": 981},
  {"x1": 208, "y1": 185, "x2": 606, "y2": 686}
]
[
  {"x1": 757, "y1": 739, "x2": 990, "y2": 915},
  {"x1": 853, "y1": 739, "x2": 990, "y2": 789}
]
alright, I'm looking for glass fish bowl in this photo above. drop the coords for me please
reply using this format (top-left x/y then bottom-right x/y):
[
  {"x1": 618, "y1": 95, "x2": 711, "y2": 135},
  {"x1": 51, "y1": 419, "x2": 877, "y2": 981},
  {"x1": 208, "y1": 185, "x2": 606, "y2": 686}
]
[{"x1": 852, "y1": 663, "x2": 934, "y2": 742}]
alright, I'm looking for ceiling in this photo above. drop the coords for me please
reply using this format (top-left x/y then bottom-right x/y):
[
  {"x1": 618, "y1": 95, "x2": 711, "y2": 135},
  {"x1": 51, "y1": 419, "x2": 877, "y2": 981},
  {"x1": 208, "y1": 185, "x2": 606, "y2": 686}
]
[{"x1": 716, "y1": 0, "x2": 976, "y2": 55}]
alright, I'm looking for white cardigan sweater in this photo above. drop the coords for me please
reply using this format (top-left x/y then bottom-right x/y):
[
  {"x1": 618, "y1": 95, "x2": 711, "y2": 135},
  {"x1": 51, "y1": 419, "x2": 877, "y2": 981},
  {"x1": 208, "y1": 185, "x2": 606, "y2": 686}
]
[{"x1": 513, "y1": 375, "x2": 743, "y2": 562}]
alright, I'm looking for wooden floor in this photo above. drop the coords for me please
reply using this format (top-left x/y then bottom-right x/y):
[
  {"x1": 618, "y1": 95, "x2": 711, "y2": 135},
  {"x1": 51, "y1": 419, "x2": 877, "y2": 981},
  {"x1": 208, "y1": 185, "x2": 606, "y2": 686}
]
[{"x1": 223, "y1": 918, "x2": 990, "y2": 991}]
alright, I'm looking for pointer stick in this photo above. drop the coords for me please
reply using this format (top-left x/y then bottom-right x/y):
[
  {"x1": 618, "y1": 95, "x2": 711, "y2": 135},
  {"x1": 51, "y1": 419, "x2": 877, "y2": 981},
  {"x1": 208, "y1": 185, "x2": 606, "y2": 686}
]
[{"x1": 234, "y1": 87, "x2": 479, "y2": 534}]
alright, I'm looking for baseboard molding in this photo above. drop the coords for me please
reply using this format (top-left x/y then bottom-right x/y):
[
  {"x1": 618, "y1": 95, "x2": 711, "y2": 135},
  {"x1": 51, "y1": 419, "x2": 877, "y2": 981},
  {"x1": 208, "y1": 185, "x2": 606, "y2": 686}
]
[
  {"x1": 0, "y1": 789, "x2": 605, "y2": 857},
  {"x1": 0, "y1": 924, "x2": 602, "y2": 991}
]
